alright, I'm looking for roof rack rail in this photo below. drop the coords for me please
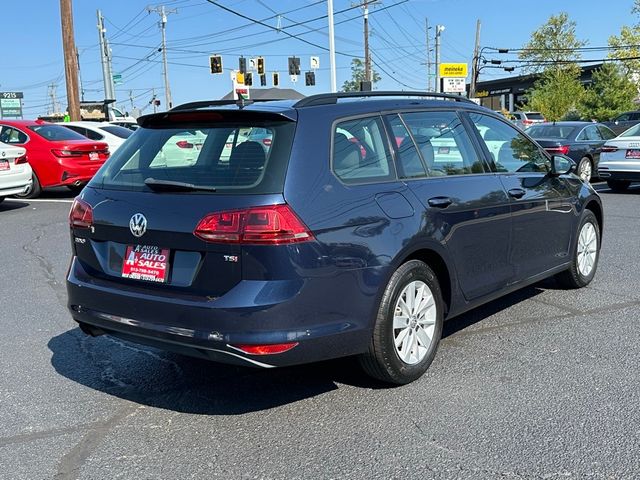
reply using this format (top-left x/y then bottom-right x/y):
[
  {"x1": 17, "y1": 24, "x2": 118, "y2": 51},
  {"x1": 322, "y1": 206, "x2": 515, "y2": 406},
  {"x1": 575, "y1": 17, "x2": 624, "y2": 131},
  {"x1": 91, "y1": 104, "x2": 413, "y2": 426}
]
[
  {"x1": 170, "y1": 98, "x2": 279, "y2": 111},
  {"x1": 293, "y1": 91, "x2": 476, "y2": 108}
]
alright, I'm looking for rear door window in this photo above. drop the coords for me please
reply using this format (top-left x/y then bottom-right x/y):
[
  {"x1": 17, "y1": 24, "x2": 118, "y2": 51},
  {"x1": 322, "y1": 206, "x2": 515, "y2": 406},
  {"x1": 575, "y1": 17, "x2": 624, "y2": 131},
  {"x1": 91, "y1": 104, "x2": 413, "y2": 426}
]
[
  {"x1": 332, "y1": 116, "x2": 395, "y2": 183},
  {"x1": 90, "y1": 119, "x2": 295, "y2": 194},
  {"x1": 597, "y1": 125, "x2": 616, "y2": 140},
  {"x1": 386, "y1": 114, "x2": 427, "y2": 179},
  {"x1": 0, "y1": 126, "x2": 28, "y2": 144},
  {"x1": 401, "y1": 111, "x2": 485, "y2": 176}
]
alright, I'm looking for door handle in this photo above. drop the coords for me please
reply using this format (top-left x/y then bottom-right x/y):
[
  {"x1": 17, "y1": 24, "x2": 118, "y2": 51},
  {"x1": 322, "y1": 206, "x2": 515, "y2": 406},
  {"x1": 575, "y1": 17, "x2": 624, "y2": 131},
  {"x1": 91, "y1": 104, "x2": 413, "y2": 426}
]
[
  {"x1": 427, "y1": 196, "x2": 452, "y2": 208},
  {"x1": 508, "y1": 188, "x2": 526, "y2": 199}
]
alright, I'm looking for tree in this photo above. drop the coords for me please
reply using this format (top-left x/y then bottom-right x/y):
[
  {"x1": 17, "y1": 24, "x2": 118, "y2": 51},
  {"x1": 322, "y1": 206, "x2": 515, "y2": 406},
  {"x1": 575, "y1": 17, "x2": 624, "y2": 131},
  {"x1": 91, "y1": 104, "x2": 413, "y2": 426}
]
[
  {"x1": 342, "y1": 59, "x2": 381, "y2": 92},
  {"x1": 518, "y1": 12, "x2": 587, "y2": 75},
  {"x1": 527, "y1": 69, "x2": 584, "y2": 121},
  {"x1": 609, "y1": 1, "x2": 640, "y2": 83},
  {"x1": 519, "y1": 13, "x2": 587, "y2": 120},
  {"x1": 579, "y1": 63, "x2": 638, "y2": 121}
]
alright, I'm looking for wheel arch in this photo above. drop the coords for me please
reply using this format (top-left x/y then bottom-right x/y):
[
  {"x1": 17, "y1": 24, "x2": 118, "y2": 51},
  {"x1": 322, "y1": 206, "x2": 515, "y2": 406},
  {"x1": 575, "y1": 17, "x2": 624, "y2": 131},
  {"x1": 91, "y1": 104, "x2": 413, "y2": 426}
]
[
  {"x1": 584, "y1": 198, "x2": 603, "y2": 238},
  {"x1": 400, "y1": 248, "x2": 453, "y2": 317}
]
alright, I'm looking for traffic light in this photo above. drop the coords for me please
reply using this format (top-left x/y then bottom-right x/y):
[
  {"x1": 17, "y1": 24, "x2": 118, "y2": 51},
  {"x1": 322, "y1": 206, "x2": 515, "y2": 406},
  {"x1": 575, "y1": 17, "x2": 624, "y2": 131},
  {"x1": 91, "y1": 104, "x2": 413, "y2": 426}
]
[
  {"x1": 305, "y1": 71, "x2": 316, "y2": 86},
  {"x1": 288, "y1": 57, "x2": 300, "y2": 75},
  {"x1": 273, "y1": 72, "x2": 279, "y2": 87},
  {"x1": 257, "y1": 57, "x2": 265, "y2": 75},
  {"x1": 260, "y1": 74, "x2": 267, "y2": 87},
  {"x1": 209, "y1": 55, "x2": 223, "y2": 74},
  {"x1": 245, "y1": 72, "x2": 253, "y2": 86},
  {"x1": 239, "y1": 57, "x2": 247, "y2": 74}
]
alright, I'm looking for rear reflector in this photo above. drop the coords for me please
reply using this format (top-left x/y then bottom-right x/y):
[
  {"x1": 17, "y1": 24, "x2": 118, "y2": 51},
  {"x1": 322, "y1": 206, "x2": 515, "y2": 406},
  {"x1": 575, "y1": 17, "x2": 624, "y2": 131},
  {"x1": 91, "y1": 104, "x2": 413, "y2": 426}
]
[
  {"x1": 231, "y1": 342, "x2": 299, "y2": 355},
  {"x1": 262, "y1": 138, "x2": 272, "y2": 147},
  {"x1": 194, "y1": 204, "x2": 314, "y2": 245},
  {"x1": 601, "y1": 145, "x2": 619, "y2": 153},
  {"x1": 545, "y1": 145, "x2": 570, "y2": 155},
  {"x1": 69, "y1": 197, "x2": 93, "y2": 228}
]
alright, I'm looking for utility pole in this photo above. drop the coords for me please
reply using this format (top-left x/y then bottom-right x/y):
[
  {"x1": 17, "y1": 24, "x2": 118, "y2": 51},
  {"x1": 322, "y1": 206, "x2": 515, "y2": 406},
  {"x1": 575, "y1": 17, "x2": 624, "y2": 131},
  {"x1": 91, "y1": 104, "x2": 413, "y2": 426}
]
[
  {"x1": 48, "y1": 83, "x2": 60, "y2": 115},
  {"x1": 76, "y1": 49, "x2": 85, "y2": 101},
  {"x1": 148, "y1": 5, "x2": 177, "y2": 110},
  {"x1": 152, "y1": 88, "x2": 157, "y2": 113},
  {"x1": 327, "y1": 0, "x2": 337, "y2": 92},
  {"x1": 425, "y1": 18, "x2": 431, "y2": 91},
  {"x1": 469, "y1": 19, "x2": 481, "y2": 99},
  {"x1": 60, "y1": 0, "x2": 81, "y2": 120},
  {"x1": 354, "y1": 0, "x2": 378, "y2": 88},
  {"x1": 97, "y1": 10, "x2": 116, "y2": 119},
  {"x1": 435, "y1": 25, "x2": 445, "y2": 93}
]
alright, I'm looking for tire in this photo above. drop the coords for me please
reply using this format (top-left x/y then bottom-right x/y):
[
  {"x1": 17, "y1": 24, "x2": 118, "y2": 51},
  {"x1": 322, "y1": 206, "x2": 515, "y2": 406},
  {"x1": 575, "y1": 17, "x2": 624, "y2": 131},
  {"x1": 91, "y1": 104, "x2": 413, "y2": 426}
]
[
  {"x1": 607, "y1": 179, "x2": 630, "y2": 192},
  {"x1": 14, "y1": 172, "x2": 42, "y2": 199},
  {"x1": 0, "y1": 197, "x2": 4, "y2": 204},
  {"x1": 577, "y1": 157, "x2": 592, "y2": 183},
  {"x1": 359, "y1": 260, "x2": 444, "y2": 385},
  {"x1": 555, "y1": 210, "x2": 600, "y2": 289}
]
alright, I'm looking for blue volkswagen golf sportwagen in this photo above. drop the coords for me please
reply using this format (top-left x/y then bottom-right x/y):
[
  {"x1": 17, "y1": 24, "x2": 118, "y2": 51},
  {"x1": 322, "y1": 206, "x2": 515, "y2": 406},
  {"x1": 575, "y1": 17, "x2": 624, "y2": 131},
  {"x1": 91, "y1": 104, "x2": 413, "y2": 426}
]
[{"x1": 66, "y1": 92, "x2": 603, "y2": 384}]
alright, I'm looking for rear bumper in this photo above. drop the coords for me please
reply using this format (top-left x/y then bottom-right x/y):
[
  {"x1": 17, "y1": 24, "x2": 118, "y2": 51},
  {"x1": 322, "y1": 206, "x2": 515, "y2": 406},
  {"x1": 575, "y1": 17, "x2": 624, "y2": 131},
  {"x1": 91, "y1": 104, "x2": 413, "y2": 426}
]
[
  {"x1": 66, "y1": 257, "x2": 377, "y2": 368},
  {"x1": 597, "y1": 169, "x2": 640, "y2": 182},
  {"x1": 41, "y1": 159, "x2": 104, "y2": 188},
  {"x1": 0, "y1": 166, "x2": 32, "y2": 196}
]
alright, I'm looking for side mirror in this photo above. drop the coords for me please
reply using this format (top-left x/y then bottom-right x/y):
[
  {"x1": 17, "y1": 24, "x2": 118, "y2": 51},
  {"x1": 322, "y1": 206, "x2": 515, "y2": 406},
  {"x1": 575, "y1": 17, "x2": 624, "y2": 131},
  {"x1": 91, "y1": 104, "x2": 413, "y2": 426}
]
[
  {"x1": 550, "y1": 154, "x2": 576, "y2": 176},
  {"x1": 615, "y1": 120, "x2": 620, "y2": 125}
]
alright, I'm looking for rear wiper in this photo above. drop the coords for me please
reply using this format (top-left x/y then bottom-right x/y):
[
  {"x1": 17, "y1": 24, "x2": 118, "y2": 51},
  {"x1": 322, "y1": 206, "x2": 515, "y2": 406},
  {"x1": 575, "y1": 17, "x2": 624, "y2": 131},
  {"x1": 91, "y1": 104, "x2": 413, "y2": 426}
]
[{"x1": 144, "y1": 178, "x2": 217, "y2": 192}]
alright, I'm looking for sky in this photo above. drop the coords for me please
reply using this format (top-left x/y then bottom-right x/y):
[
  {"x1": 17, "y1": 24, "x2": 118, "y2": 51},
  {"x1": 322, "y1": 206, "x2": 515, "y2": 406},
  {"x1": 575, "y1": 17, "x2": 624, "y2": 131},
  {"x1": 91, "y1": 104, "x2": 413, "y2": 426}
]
[{"x1": 1, "y1": 0, "x2": 638, "y2": 117}]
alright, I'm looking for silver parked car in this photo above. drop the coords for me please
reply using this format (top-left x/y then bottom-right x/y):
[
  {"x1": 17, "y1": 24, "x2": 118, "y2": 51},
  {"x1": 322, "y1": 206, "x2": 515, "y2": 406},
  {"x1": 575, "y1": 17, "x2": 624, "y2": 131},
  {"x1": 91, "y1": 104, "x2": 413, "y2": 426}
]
[{"x1": 512, "y1": 111, "x2": 545, "y2": 129}]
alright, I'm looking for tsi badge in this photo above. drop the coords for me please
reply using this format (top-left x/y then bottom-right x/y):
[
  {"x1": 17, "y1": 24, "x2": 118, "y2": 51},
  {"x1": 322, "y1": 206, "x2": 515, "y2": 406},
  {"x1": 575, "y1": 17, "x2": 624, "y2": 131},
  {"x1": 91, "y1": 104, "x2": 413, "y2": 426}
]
[
  {"x1": 129, "y1": 213, "x2": 147, "y2": 238},
  {"x1": 223, "y1": 255, "x2": 239, "y2": 263}
]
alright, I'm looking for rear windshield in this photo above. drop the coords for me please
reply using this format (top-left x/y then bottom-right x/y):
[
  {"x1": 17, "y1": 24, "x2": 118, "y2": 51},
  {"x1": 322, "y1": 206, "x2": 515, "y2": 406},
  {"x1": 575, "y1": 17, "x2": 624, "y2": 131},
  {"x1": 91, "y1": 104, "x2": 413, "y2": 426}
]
[
  {"x1": 100, "y1": 125, "x2": 133, "y2": 139},
  {"x1": 526, "y1": 125, "x2": 576, "y2": 139},
  {"x1": 28, "y1": 124, "x2": 87, "y2": 141},
  {"x1": 620, "y1": 124, "x2": 640, "y2": 137},
  {"x1": 525, "y1": 112, "x2": 545, "y2": 120},
  {"x1": 89, "y1": 121, "x2": 295, "y2": 194}
]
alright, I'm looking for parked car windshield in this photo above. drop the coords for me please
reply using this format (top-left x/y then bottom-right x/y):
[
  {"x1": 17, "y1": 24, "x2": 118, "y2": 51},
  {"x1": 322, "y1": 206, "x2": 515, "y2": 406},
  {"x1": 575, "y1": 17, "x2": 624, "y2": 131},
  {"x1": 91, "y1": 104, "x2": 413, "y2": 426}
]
[
  {"x1": 524, "y1": 112, "x2": 545, "y2": 120},
  {"x1": 28, "y1": 124, "x2": 87, "y2": 141},
  {"x1": 99, "y1": 125, "x2": 133, "y2": 139},
  {"x1": 619, "y1": 123, "x2": 640, "y2": 137},
  {"x1": 90, "y1": 121, "x2": 295, "y2": 194},
  {"x1": 526, "y1": 125, "x2": 577, "y2": 139}
]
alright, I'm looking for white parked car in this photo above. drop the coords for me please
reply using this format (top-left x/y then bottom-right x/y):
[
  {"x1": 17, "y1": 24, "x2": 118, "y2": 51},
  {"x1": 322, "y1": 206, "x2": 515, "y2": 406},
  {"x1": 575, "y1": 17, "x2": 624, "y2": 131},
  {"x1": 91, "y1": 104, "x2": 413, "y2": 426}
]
[
  {"x1": 0, "y1": 141, "x2": 32, "y2": 203},
  {"x1": 598, "y1": 123, "x2": 640, "y2": 191},
  {"x1": 62, "y1": 121, "x2": 133, "y2": 153}
]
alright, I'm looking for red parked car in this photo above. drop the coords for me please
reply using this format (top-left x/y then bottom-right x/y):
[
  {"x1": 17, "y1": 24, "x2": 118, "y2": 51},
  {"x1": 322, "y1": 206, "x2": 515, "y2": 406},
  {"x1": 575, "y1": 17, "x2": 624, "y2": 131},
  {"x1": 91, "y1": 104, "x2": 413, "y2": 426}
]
[{"x1": 0, "y1": 119, "x2": 109, "y2": 198}]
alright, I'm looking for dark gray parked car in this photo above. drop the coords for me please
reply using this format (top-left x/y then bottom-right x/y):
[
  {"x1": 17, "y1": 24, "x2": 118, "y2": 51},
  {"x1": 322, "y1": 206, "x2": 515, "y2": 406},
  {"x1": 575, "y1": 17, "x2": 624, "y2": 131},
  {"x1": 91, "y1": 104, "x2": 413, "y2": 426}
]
[
  {"x1": 526, "y1": 121, "x2": 616, "y2": 182},
  {"x1": 602, "y1": 111, "x2": 640, "y2": 135}
]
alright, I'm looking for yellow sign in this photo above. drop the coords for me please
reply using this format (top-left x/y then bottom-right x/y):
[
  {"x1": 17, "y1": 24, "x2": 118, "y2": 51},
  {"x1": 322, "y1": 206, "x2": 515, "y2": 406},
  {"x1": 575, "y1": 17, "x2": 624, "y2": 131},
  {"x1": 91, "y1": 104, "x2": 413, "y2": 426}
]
[{"x1": 439, "y1": 63, "x2": 468, "y2": 78}]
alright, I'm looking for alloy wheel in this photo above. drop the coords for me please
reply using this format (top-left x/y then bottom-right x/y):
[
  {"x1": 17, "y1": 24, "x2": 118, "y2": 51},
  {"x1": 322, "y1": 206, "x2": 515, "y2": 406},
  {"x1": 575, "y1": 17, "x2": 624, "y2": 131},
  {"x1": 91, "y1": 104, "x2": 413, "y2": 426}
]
[
  {"x1": 577, "y1": 222, "x2": 598, "y2": 277},
  {"x1": 393, "y1": 280, "x2": 437, "y2": 365}
]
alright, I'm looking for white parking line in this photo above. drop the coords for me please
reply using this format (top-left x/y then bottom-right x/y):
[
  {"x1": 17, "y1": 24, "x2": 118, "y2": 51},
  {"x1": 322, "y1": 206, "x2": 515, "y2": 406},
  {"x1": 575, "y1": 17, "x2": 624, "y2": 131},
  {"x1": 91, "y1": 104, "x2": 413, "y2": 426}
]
[{"x1": 4, "y1": 198, "x2": 73, "y2": 204}]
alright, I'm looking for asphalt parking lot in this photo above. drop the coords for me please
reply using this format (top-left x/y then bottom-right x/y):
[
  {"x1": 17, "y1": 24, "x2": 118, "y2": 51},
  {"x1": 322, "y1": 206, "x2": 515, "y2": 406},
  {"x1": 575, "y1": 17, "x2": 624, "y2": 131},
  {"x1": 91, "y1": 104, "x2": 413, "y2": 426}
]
[{"x1": 1, "y1": 184, "x2": 639, "y2": 479}]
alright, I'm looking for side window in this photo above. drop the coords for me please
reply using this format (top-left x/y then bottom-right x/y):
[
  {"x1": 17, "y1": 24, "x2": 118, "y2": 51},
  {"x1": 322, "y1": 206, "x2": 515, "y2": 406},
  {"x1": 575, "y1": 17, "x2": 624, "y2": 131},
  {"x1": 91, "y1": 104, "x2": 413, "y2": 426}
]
[
  {"x1": 386, "y1": 114, "x2": 427, "y2": 179},
  {"x1": 616, "y1": 113, "x2": 630, "y2": 122},
  {"x1": 631, "y1": 112, "x2": 640, "y2": 121},
  {"x1": 84, "y1": 128, "x2": 104, "y2": 141},
  {"x1": 585, "y1": 125, "x2": 602, "y2": 141},
  {"x1": 469, "y1": 113, "x2": 550, "y2": 174},
  {"x1": 576, "y1": 128, "x2": 588, "y2": 141},
  {"x1": 64, "y1": 125, "x2": 87, "y2": 138},
  {"x1": 402, "y1": 111, "x2": 485, "y2": 176},
  {"x1": 332, "y1": 116, "x2": 395, "y2": 183},
  {"x1": 0, "y1": 126, "x2": 27, "y2": 144},
  {"x1": 598, "y1": 125, "x2": 616, "y2": 140}
]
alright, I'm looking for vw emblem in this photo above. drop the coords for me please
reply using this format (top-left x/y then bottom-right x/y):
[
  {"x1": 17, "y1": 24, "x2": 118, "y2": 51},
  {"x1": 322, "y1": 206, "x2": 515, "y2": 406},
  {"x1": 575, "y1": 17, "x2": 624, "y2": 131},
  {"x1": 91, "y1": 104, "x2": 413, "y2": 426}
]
[{"x1": 129, "y1": 213, "x2": 147, "y2": 238}]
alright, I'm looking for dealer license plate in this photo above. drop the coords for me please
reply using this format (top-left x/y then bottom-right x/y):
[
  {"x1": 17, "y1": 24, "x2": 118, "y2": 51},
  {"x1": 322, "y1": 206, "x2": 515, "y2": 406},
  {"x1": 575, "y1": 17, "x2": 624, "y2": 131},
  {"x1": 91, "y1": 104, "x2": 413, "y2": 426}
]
[
  {"x1": 89, "y1": 152, "x2": 99, "y2": 160},
  {"x1": 121, "y1": 245, "x2": 170, "y2": 283},
  {"x1": 0, "y1": 160, "x2": 9, "y2": 171},
  {"x1": 625, "y1": 149, "x2": 640, "y2": 159}
]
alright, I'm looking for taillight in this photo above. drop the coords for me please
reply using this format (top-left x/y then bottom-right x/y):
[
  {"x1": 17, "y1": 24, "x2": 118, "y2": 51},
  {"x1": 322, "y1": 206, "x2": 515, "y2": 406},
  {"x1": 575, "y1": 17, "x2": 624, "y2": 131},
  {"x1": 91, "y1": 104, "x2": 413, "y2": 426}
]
[
  {"x1": 231, "y1": 342, "x2": 299, "y2": 355},
  {"x1": 52, "y1": 149, "x2": 83, "y2": 157},
  {"x1": 69, "y1": 197, "x2": 93, "y2": 228},
  {"x1": 14, "y1": 155, "x2": 27, "y2": 165},
  {"x1": 262, "y1": 138, "x2": 272, "y2": 147},
  {"x1": 194, "y1": 204, "x2": 314, "y2": 245},
  {"x1": 176, "y1": 140, "x2": 194, "y2": 149},
  {"x1": 601, "y1": 145, "x2": 619, "y2": 153},
  {"x1": 522, "y1": 119, "x2": 534, "y2": 125},
  {"x1": 546, "y1": 145, "x2": 570, "y2": 155}
]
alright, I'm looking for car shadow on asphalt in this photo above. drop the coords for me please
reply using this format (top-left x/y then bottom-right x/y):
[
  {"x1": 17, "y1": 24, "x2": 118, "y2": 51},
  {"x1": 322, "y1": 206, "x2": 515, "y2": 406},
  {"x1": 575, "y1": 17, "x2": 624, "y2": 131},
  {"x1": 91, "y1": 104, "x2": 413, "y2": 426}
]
[
  {"x1": 0, "y1": 200, "x2": 30, "y2": 212},
  {"x1": 48, "y1": 279, "x2": 557, "y2": 414}
]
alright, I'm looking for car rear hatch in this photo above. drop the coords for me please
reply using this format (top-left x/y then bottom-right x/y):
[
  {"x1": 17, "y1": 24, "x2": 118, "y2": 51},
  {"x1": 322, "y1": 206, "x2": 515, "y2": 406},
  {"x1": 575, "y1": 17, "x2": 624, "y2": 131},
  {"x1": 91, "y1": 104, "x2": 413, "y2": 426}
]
[{"x1": 70, "y1": 108, "x2": 298, "y2": 299}]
